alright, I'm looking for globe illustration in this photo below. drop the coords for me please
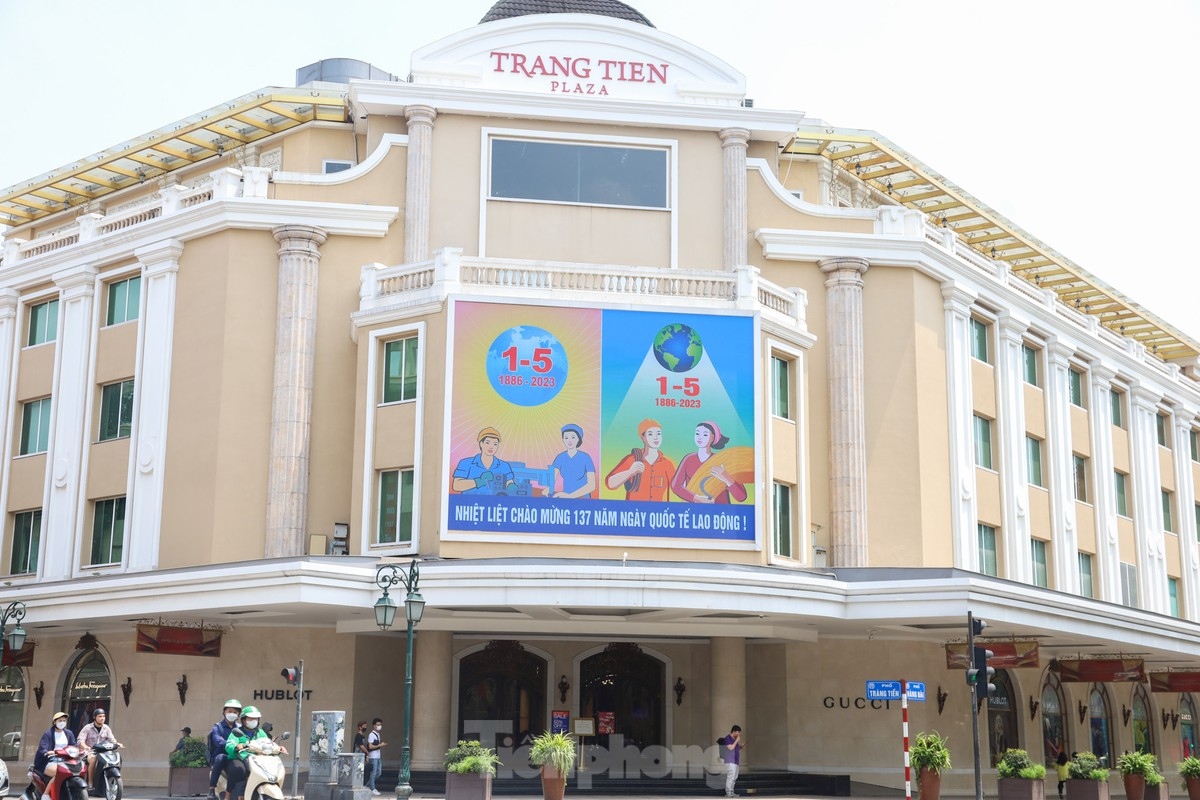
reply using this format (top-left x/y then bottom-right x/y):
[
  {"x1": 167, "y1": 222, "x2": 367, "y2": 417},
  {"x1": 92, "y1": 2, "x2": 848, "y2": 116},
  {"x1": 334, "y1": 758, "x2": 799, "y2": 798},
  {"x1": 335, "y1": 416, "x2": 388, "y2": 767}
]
[{"x1": 652, "y1": 323, "x2": 703, "y2": 372}]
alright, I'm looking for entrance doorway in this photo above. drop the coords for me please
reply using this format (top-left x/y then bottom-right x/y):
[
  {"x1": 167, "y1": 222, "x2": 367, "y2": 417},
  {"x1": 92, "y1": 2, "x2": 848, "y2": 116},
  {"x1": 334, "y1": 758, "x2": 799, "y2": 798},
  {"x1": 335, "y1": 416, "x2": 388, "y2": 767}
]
[
  {"x1": 65, "y1": 649, "x2": 113, "y2": 733},
  {"x1": 580, "y1": 643, "x2": 664, "y2": 750},
  {"x1": 458, "y1": 641, "x2": 547, "y2": 749}
]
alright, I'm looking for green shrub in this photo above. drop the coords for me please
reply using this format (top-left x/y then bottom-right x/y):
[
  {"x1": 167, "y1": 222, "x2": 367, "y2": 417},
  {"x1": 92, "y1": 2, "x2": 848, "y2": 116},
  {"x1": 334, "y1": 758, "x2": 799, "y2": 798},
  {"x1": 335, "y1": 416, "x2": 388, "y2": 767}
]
[
  {"x1": 1178, "y1": 756, "x2": 1200, "y2": 779},
  {"x1": 528, "y1": 731, "x2": 576, "y2": 774},
  {"x1": 444, "y1": 740, "x2": 502, "y2": 776},
  {"x1": 1117, "y1": 751, "x2": 1161, "y2": 779},
  {"x1": 169, "y1": 736, "x2": 210, "y2": 768},
  {"x1": 911, "y1": 732, "x2": 951, "y2": 777},
  {"x1": 1068, "y1": 752, "x2": 1109, "y2": 781}
]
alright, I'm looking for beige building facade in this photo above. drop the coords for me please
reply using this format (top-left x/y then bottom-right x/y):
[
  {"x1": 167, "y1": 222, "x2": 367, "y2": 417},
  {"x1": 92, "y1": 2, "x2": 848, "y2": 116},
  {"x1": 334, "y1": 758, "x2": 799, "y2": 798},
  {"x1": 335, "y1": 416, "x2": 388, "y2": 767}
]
[{"x1": 4, "y1": 0, "x2": 1200, "y2": 793}]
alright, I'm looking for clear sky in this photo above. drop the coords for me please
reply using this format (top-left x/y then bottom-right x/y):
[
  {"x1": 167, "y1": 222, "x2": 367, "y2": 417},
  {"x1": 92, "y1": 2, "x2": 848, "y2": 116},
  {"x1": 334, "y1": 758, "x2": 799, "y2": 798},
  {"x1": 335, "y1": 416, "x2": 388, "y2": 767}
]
[{"x1": 2, "y1": 1, "x2": 1197, "y2": 344}]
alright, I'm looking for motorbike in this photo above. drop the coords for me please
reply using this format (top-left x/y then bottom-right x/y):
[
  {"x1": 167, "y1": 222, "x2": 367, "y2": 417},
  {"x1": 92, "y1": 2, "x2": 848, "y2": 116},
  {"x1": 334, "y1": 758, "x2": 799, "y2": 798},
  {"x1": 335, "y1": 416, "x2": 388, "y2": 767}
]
[
  {"x1": 19, "y1": 745, "x2": 88, "y2": 800},
  {"x1": 214, "y1": 732, "x2": 289, "y2": 800},
  {"x1": 87, "y1": 742, "x2": 122, "y2": 800}
]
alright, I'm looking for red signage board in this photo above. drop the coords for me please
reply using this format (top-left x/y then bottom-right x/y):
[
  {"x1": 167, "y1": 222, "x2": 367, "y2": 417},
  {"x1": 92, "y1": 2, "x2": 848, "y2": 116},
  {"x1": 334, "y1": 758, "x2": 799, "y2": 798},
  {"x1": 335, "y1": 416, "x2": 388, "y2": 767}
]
[
  {"x1": 136, "y1": 625, "x2": 222, "y2": 657},
  {"x1": 1150, "y1": 672, "x2": 1200, "y2": 692},
  {"x1": 1051, "y1": 659, "x2": 1145, "y2": 683},
  {"x1": 598, "y1": 711, "x2": 615, "y2": 734},
  {"x1": 0, "y1": 642, "x2": 34, "y2": 668},
  {"x1": 945, "y1": 641, "x2": 1039, "y2": 670}
]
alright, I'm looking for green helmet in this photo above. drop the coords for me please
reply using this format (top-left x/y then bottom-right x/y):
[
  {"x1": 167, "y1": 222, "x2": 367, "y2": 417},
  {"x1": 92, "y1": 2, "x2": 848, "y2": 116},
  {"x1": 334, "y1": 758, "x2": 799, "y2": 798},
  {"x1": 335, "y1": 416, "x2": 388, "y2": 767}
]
[
  {"x1": 223, "y1": 699, "x2": 242, "y2": 711},
  {"x1": 240, "y1": 706, "x2": 262, "y2": 719}
]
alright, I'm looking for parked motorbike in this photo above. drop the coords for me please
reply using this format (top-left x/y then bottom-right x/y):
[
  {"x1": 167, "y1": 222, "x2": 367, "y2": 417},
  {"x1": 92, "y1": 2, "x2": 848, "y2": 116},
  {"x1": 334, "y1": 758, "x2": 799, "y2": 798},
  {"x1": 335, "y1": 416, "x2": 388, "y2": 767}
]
[
  {"x1": 214, "y1": 732, "x2": 289, "y2": 800},
  {"x1": 87, "y1": 742, "x2": 122, "y2": 800},
  {"x1": 19, "y1": 746, "x2": 87, "y2": 800}
]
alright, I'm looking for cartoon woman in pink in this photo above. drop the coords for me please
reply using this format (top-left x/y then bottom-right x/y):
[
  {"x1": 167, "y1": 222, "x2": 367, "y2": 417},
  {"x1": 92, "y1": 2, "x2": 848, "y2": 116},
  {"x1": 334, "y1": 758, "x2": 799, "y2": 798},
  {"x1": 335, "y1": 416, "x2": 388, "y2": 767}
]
[{"x1": 671, "y1": 421, "x2": 748, "y2": 504}]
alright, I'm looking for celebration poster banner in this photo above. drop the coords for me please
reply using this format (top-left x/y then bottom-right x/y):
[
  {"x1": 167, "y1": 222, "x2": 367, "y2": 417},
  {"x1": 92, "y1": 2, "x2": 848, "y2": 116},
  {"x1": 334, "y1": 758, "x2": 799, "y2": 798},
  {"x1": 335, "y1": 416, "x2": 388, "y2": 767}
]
[{"x1": 446, "y1": 300, "x2": 756, "y2": 542}]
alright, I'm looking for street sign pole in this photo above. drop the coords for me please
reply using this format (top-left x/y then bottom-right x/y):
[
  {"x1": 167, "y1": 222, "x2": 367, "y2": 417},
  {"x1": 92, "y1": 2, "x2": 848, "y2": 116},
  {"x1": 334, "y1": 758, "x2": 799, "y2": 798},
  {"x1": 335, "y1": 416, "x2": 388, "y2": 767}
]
[{"x1": 902, "y1": 679, "x2": 911, "y2": 800}]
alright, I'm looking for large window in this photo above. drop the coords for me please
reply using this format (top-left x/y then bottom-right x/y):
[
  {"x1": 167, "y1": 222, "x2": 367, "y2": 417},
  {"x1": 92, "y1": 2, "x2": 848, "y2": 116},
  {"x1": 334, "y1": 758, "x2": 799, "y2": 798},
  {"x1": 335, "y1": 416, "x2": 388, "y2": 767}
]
[
  {"x1": 1157, "y1": 413, "x2": 1170, "y2": 447},
  {"x1": 974, "y1": 416, "x2": 994, "y2": 469},
  {"x1": 1031, "y1": 539, "x2": 1048, "y2": 588},
  {"x1": 105, "y1": 275, "x2": 141, "y2": 326},
  {"x1": 382, "y1": 338, "x2": 419, "y2": 404},
  {"x1": 1026, "y1": 436, "x2": 1044, "y2": 487},
  {"x1": 772, "y1": 482, "x2": 792, "y2": 558},
  {"x1": 970, "y1": 318, "x2": 990, "y2": 363},
  {"x1": 1132, "y1": 684, "x2": 1153, "y2": 755},
  {"x1": 1182, "y1": 695, "x2": 1197, "y2": 758},
  {"x1": 1191, "y1": 430, "x2": 1200, "y2": 463},
  {"x1": 1114, "y1": 472, "x2": 1129, "y2": 517},
  {"x1": 1042, "y1": 674, "x2": 1069, "y2": 765},
  {"x1": 1073, "y1": 455, "x2": 1089, "y2": 503},
  {"x1": 1163, "y1": 490, "x2": 1176, "y2": 533},
  {"x1": 377, "y1": 469, "x2": 414, "y2": 545},
  {"x1": 1169, "y1": 578, "x2": 1181, "y2": 618},
  {"x1": 1068, "y1": 368, "x2": 1085, "y2": 407},
  {"x1": 490, "y1": 138, "x2": 668, "y2": 209},
  {"x1": 1078, "y1": 553, "x2": 1094, "y2": 599},
  {"x1": 99, "y1": 380, "x2": 135, "y2": 441},
  {"x1": 1110, "y1": 389, "x2": 1125, "y2": 428},
  {"x1": 10, "y1": 509, "x2": 41, "y2": 574},
  {"x1": 978, "y1": 524, "x2": 998, "y2": 576},
  {"x1": 771, "y1": 356, "x2": 791, "y2": 419},
  {"x1": 19, "y1": 397, "x2": 52, "y2": 455},
  {"x1": 1022, "y1": 344, "x2": 1040, "y2": 386},
  {"x1": 27, "y1": 299, "x2": 58, "y2": 346},
  {"x1": 90, "y1": 497, "x2": 126, "y2": 566},
  {"x1": 1120, "y1": 562, "x2": 1138, "y2": 608},
  {"x1": 1089, "y1": 686, "x2": 1113, "y2": 767}
]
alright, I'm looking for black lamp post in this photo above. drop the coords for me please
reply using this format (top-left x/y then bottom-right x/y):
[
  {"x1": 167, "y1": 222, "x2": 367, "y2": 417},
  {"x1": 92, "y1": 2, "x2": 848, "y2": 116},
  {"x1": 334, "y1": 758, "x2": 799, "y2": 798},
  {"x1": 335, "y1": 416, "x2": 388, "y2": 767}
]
[
  {"x1": 374, "y1": 562, "x2": 424, "y2": 799},
  {"x1": 0, "y1": 601, "x2": 27, "y2": 661}
]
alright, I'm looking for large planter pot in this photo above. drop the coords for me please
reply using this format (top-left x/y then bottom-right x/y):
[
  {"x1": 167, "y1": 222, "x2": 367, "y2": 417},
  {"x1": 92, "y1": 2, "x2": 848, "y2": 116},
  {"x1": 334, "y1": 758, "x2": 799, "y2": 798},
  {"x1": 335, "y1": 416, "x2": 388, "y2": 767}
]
[
  {"x1": 446, "y1": 772, "x2": 493, "y2": 800},
  {"x1": 168, "y1": 767, "x2": 211, "y2": 797},
  {"x1": 1067, "y1": 779, "x2": 1112, "y2": 800},
  {"x1": 1122, "y1": 774, "x2": 1146, "y2": 800},
  {"x1": 540, "y1": 765, "x2": 567, "y2": 800},
  {"x1": 1000, "y1": 777, "x2": 1048, "y2": 800},
  {"x1": 918, "y1": 768, "x2": 942, "y2": 800},
  {"x1": 1186, "y1": 776, "x2": 1200, "y2": 800}
]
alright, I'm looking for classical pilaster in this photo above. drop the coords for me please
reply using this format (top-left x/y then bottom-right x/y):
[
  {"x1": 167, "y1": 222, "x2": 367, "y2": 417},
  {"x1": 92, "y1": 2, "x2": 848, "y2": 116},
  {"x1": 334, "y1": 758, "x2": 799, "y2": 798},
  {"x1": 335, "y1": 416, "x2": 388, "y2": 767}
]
[
  {"x1": 816, "y1": 159, "x2": 833, "y2": 207},
  {"x1": 411, "y1": 630, "x2": 452, "y2": 771},
  {"x1": 46, "y1": 265, "x2": 98, "y2": 579},
  {"x1": 0, "y1": 290, "x2": 19, "y2": 473},
  {"x1": 1129, "y1": 386, "x2": 1167, "y2": 612},
  {"x1": 942, "y1": 283, "x2": 978, "y2": 570},
  {"x1": 126, "y1": 239, "x2": 183, "y2": 572},
  {"x1": 1083, "y1": 364, "x2": 1118, "y2": 599},
  {"x1": 404, "y1": 105, "x2": 437, "y2": 264},
  {"x1": 1172, "y1": 409, "x2": 1200, "y2": 620},
  {"x1": 264, "y1": 225, "x2": 328, "y2": 558},
  {"x1": 710, "y1": 637, "x2": 746, "y2": 764},
  {"x1": 995, "y1": 316, "x2": 1032, "y2": 583},
  {"x1": 719, "y1": 127, "x2": 750, "y2": 270},
  {"x1": 819, "y1": 256, "x2": 869, "y2": 566},
  {"x1": 1043, "y1": 341, "x2": 1080, "y2": 594}
]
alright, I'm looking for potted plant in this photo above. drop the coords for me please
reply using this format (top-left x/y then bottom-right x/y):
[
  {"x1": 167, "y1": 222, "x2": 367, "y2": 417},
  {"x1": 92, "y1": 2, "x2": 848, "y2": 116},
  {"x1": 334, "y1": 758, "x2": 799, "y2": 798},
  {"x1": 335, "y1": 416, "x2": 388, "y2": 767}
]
[
  {"x1": 910, "y1": 731, "x2": 952, "y2": 800},
  {"x1": 1178, "y1": 755, "x2": 1200, "y2": 800},
  {"x1": 168, "y1": 735, "x2": 211, "y2": 797},
  {"x1": 1067, "y1": 751, "x2": 1111, "y2": 800},
  {"x1": 1144, "y1": 769, "x2": 1166, "y2": 800},
  {"x1": 997, "y1": 748, "x2": 1048, "y2": 800},
  {"x1": 528, "y1": 731, "x2": 577, "y2": 800},
  {"x1": 1117, "y1": 751, "x2": 1161, "y2": 800},
  {"x1": 444, "y1": 740, "x2": 501, "y2": 800}
]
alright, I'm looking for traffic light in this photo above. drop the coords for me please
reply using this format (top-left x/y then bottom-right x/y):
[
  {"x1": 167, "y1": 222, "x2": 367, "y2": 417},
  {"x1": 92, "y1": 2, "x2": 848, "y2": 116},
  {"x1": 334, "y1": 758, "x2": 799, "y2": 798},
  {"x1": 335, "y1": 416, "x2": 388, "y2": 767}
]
[
  {"x1": 971, "y1": 617, "x2": 987, "y2": 637},
  {"x1": 281, "y1": 666, "x2": 300, "y2": 685},
  {"x1": 967, "y1": 645, "x2": 996, "y2": 698}
]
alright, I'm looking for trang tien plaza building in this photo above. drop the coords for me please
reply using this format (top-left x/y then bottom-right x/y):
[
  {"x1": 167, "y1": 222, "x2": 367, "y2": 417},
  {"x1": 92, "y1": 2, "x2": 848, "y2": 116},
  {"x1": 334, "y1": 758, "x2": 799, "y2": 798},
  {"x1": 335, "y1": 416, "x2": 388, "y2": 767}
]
[{"x1": 3, "y1": 0, "x2": 1200, "y2": 794}]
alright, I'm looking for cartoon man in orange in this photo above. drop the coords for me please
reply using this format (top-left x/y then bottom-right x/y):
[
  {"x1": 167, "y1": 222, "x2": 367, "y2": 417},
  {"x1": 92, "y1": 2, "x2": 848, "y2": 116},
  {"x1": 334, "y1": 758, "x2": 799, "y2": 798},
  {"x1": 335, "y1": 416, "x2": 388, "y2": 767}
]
[{"x1": 605, "y1": 419, "x2": 675, "y2": 501}]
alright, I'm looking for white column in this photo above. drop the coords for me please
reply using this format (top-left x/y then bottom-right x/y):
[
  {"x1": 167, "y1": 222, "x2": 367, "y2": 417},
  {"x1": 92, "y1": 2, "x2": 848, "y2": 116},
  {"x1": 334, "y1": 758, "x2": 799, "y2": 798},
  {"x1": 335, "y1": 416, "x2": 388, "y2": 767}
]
[
  {"x1": 412, "y1": 630, "x2": 452, "y2": 770},
  {"x1": 719, "y1": 127, "x2": 750, "y2": 270},
  {"x1": 404, "y1": 105, "x2": 437, "y2": 264},
  {"x1": 1129, "y1": 386, "x2": 1167, "y2": 612},
  {"x1": 1172, "y1": 410, "x2": 1199, "y2": 619},
  {"x1": 46, "y1": 265, "x2": 98, "y2": 580},
  {"x1": 265, "y1": 225, "x2": 328, "y2": 558},
  {"x1": 820, "y1": 256, "x2": 869, "y2": 566},
  {"x1": 942, "y1": 283, "x2": 978, "y2": 569},
  {"x1": 1043, "y1": 341, "x2": 1081, "y2": 594},
  {"x1": 1083, "y1": 364, "x2": 1118, "y2": 599},
  {"x1": 995, "y1": 315, "x2": 1031, "y2": 582},
  {"x1": 126, "y1": 239, "x2": 183, "y2": 572},
  {"x1": 0, "y1": 289, "x2": 19, "y2": 469}
]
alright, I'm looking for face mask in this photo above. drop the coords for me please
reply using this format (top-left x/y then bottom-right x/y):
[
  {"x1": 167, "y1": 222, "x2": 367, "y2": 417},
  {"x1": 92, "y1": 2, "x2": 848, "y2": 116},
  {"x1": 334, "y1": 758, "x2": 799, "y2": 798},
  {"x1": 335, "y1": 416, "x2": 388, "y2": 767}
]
[
  {"x1": 245, "y1": 720, "x2": 259, "y2": 730},
  {"x1": 226, "y1": 713, "x2": 239, "y2": 723},
  {"x1": 374, "y1": 725, "x2": 382, "y2": 731},
  {"x1": 56, "y1": 721, "x2": 67, "y2": 730}
]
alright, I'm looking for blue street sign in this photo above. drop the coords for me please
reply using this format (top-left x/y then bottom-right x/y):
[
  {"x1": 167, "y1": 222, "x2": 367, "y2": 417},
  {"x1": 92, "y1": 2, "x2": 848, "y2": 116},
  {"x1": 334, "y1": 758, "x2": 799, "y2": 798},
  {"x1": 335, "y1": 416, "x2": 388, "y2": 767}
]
[
  {"x1": 907, "y1": 681, "x2": 926, "y2": 701},
  {"x1": 866, "y1": 680, "x2": 901, "y2": 700}
]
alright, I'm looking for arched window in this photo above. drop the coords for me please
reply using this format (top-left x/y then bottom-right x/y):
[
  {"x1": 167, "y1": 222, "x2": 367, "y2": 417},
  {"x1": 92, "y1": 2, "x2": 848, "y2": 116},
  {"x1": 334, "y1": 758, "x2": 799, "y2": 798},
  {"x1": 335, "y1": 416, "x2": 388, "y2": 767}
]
[
  {"x1": 458, "y1": 640, "x2": 547, "y2": 747},
  {"x1": 64, "y1": 649, "x2": 114, "y2": 734},
  {"x1": 1042, "y1": 673, "x2": 1068, "y2": 765},
  {"x1": 1131, "y1": 684, "x2": 1153, "y2": 754},
  {"x1": 580, "y1": 642, "x2": 665, "y2": 750},
  {"x1": 1181, "y1": 695, "x2": 1197, "y2": 758},
  {"x1": 1089, "y1": 685, "x2": 1113, "y2": 767},
  {"x1": 987, "y1": 670, "x2": 1019, "y2": 766},
  {"x1": 0, "y1": 666, "x2": 25, "y2": 759}
]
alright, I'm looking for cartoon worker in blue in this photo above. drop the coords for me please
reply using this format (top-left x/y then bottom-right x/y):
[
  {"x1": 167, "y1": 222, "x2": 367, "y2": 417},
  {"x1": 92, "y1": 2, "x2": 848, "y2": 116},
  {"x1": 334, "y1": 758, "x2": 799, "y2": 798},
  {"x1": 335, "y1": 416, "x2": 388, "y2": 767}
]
[
  {"x1": 542, "y1": 423, "x2": 597, "y2": 498},
  {"x1": 452, "y1": 426, "x2": 517, "y2": 494}
]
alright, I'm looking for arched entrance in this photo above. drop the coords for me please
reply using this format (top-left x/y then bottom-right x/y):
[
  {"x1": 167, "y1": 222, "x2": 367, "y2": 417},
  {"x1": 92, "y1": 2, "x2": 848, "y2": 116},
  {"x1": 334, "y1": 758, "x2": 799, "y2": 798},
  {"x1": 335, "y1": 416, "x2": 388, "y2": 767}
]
[
  {"x1": 1131, "y1": 684, "x2": 1153, "y2": 755},
  {"x1": 1089, "y1": 685, "x2": 1113, "y2": 767},
  {"x1": 987, "y1": 670, "x2": 1019, "y2": 766},
  {"x1": 0, "y1": 666, "x2": 25, "y2": 758},
  {"x1": 64, "y1": 648, "x2": 114, "y2": 734},
  {"x1": 1041, "y1": 673, "x2": 1069, "y2": 765},
  {"x1": 1181, "y1": 695, "x2": 1197, "y2": 758},
  {"x1": 458, "y1": 640, "x2": 547, "y2": 748},
  {"x1": 580, "y1": 643, "x2": 664, "y2": 750}
]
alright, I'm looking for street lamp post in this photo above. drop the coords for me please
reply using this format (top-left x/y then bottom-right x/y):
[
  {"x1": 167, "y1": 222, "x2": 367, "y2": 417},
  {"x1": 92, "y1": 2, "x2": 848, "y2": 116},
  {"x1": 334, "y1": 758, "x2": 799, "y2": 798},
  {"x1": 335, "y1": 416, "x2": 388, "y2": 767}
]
[
  {"x1": 373, "y1": 562, "x2": 424, "y2": 800},
  {"x1": 0, "y1": 601, "x2": 28, "y2": 661}
]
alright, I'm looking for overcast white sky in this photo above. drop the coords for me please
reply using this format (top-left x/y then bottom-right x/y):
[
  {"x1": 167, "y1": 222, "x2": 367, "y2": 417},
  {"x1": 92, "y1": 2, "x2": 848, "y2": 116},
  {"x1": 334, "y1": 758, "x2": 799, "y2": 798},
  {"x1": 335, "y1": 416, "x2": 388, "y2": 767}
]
[{"x1": 2, "y1": 1, "x2": 1197, "y2": 343}]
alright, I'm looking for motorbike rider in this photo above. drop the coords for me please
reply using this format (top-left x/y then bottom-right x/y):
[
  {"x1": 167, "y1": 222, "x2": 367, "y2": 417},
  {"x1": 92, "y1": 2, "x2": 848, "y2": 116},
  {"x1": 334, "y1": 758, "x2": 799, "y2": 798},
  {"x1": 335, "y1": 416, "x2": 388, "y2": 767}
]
[
  {"x1": 207, "y1": 699, "x2": 241, "y2": 800},
  {"x1": 224, "y1": 706, "x2": 284, "y2": 800},
  {"x1": 76, "y1": 708, "x2": 122, "y2": 786},
  {"x1": 32, "y1": 711, "x2": 78, "y2": 797}
]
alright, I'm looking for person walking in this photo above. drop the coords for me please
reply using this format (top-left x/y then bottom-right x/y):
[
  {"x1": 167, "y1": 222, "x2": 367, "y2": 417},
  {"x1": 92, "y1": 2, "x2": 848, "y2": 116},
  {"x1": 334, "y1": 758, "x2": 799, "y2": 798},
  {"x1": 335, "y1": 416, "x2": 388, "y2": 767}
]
[
  {"x1": 365, "y1": 718, "x2": 387, "y2": 796},
  {"x1": 353, "y1": 722, "x2": 369, "y2": 782},
  {"x1": 1056, "y1": 751, "x2": 1070, "y2": 800},
  {"x1": 718, "y1": 725, "x2": 745, "y2": 798}
]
